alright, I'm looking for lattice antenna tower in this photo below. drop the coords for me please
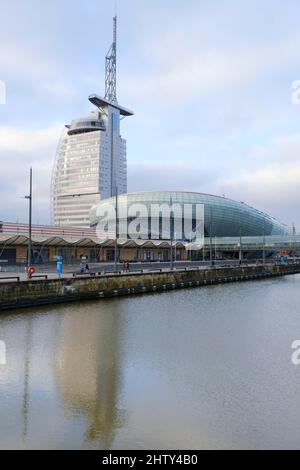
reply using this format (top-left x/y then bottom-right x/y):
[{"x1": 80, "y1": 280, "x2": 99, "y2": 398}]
[{"x1": 105, "y1": 16, "x2": 118, "y2": 103}]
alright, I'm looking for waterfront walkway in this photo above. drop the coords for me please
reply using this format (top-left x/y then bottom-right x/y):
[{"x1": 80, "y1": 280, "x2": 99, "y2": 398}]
[
  {"x1": 1, "y1": 262, "x2": 300, "y2": 311},
  {"x1": 0, "y1": 260, "x2": 263, "y2": 281},
  {"x1": 0, "y1": 260, "x2": 294, "y2": 283}
]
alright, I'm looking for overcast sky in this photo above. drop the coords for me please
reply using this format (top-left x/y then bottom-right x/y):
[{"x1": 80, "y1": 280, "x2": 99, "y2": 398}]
[{"x1": 0, "y1": 0, "x2": 300, "y2": 229}]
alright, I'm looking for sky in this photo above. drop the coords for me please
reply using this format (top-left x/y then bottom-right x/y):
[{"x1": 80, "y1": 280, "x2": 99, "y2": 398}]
[{"x1": 0, "y1": 0, "x2": 300, "y2": 229}]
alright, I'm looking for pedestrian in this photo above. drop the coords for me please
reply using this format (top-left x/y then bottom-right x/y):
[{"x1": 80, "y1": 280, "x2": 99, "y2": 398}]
[
  {"x1": 85, "y1": 263, "x2": 89, "y2": 273},
  {"x1": 80, "y1": 262, "x2": 84, "y2": 273},
  {"x1": 126, "y1": 261, "x2": 130, "y2": 272}
]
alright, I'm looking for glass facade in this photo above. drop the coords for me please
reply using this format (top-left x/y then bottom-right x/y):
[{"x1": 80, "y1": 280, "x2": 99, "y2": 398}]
[{"x1": 90, "y1": 191, "x2": 290, "y2": 240}]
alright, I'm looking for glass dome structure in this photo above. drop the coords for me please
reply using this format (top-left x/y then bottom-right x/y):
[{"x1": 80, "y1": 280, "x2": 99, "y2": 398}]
[{"x1": 90, "y1": 191, "x2": 290, "y2": 240}]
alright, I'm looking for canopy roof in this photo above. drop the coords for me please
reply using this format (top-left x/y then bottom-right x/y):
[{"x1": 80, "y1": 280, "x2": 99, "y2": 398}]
[{"x1": 0, "y1": 233, "x2": 186, "y2": 248}]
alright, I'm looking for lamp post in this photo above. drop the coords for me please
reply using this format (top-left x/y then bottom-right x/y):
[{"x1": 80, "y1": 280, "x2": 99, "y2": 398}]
[
  {"x1": 170, "y1": 196, "x2": 174, "y2": 271},
  {"x1": 189, "y1": 233, "x2": 192, "y2": 262},
  {"x1": 114, "y1": 188, "x2": 118, "y2": 272},
  {"x1": 262, "y1": 219, "x2": 266, "y2": 266},
  {"x1": 170, "y1": 196, "x2": 175, "y2": 271},
  {"x1": 292, "y1": 223, "x2": 296, "y2": 263},
  {"x1": 214, "y1": 235, "x2": 217, "y2": 261},
  {"x1": 239, "y1": 213, "x2": 242, "y2": 266},
  {"x1": 25, "y1": 168, "x2": 32, "y2": 268},
  {"x1": 210, "y1": 209, "x2": 213, "y2": 267},
  {"x1": 170, "y1": 230, "x2": 174, "y2": 271}
]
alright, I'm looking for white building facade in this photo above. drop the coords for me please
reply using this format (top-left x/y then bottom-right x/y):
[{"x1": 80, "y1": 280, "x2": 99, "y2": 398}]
[{"x1": 51, "y1": 97, "x2": 132, "y2": 228}]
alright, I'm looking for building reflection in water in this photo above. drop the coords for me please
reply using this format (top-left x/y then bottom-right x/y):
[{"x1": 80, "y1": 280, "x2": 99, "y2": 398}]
[
  {"x1": 55, "y1": 304, "x2": 125, "y2": 449},
  {"x1": 22, "y1": 318, "x2": 32, "y2": 444}
]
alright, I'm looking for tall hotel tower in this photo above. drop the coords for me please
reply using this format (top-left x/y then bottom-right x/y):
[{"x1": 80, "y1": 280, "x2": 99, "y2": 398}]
[{"x1": 51, "y1": 17, "x2": 133, "y2": 227}]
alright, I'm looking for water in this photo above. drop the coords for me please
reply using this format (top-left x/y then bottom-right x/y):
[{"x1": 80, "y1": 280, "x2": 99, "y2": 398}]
[{"x1": 1, "y1": 274, "x2": 300, "y2": 449}]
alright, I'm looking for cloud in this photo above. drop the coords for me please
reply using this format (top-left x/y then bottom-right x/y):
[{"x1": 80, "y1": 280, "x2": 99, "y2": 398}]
[
  {"x1": 215, "y1": 164, "x2": 299, "y2": 229},
  {"x1": 0, "y1": 41, "x2": 57, "y2": 81},
  {"x1": 41, "y1": 81, "x2": 77, "y2": 100},
  {"x1": 0, "y1": 0, "x2": 299, "y2": 232},
  {"x1": 128, "y1": 130, "x2": 300, "y2": 230},
  {"x1": 0, "y1": 125, "x2": 62, "y2": 154},
  {"x1": 128, "y1": 158, "x2": 224, "y2": 195},
  {"x1": 0, "y1": 124, "x2": 63, "y2": 224},
  {"x1": 250, "y1": 133, "x2": 300, "y2": 165},
  {"x1": 121, "y1": 24, "x2": 300, "y2": 106},
  {"x1": 215, "y1": 105, "x2": 254, "y2": 132},
  {"x1": 210, "y1": 131, "x2": 300, "y2": 229}
]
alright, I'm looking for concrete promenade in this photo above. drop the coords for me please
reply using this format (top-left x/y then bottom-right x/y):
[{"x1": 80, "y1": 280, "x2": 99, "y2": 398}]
[
  {"x1": 0, "y1": 262, "x2": 299, "y2": 312},
  {"x1": 0, "y1": 259, "x2": 277, "y2": 282}
]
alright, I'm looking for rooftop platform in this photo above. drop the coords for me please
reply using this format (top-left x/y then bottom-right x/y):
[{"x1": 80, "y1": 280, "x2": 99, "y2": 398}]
[{"x1": 89, "y1": 94, "x2": 134, "y2": 116}]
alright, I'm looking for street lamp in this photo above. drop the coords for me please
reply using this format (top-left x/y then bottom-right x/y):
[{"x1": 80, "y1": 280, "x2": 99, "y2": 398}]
[
  {"x1": 114, "y1": 188, "x2": 118, "y2": 273},
  {"x1": 24, "y1": 168, "x2": 32, "y2": 268},
  {"x1": 262, "y1": 219, "x2": 266, "y2": 266},
  {"x1": 214, "y1": 235, "x2": 217, "y2": 261},
  {"x1": 292, "y1": 223, "x2": 296, "y2": 263},
  {"x1": 210, "y1": 208, "x2": 213, "y2": 267},
  {"x1": 169, "y1": 196, "x2": 174, "y2": 271},
  {"x1": 189, "y1": 236, "x2": 192, "y2": 262},
  {"x1": 239, "y1": 212, "x2": 243, "y2": 265}
]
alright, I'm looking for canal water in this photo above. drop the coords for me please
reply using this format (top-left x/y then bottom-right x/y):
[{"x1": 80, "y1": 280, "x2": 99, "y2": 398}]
[{"x1": 1, "y1": 274, "x2": 300, "y2": 450}]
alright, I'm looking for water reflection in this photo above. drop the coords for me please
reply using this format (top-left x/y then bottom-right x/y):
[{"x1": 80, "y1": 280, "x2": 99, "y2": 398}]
[
  {"x1": 22, "y1": 318, "x2": 32, "y2": 444},
  {"x1": 0, "y1": 303, "x2": 124, "y2": 449},
  {"x1": 55, "y1": 306, "x2": 124, "y2": 449},
  {"x1": 1, "y1": 276, "x2": 300, "y2": 449}
]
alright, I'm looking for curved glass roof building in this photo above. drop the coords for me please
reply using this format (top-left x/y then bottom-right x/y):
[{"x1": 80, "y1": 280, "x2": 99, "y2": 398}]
[{"x1": 90, "y1": 191, "x2": 290, "y2": 240}]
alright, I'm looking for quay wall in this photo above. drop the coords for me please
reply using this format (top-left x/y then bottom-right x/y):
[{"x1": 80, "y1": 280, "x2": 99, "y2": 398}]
[{"x1": 1, "y1": 264, "x2": 300, "y2": 312}]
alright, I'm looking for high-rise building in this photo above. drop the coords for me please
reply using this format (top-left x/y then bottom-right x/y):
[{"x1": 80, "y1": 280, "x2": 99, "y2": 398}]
[{"x1": 51, "y1": 17, "x2": 133, "y2": 227}]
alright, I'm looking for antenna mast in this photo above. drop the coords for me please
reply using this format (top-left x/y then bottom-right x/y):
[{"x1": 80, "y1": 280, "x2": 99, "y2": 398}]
[{"x1": 105, "y1": 16, "x2": 118, "y2": 103}]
